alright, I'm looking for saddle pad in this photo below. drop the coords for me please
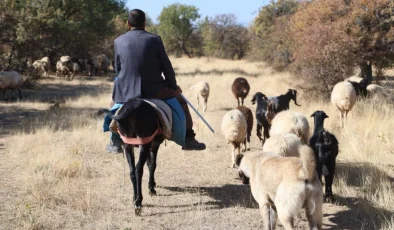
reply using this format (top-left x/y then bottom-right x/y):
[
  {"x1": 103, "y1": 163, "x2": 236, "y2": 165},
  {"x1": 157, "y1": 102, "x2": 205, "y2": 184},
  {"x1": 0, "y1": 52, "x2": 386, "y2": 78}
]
[{"x1": 143, "y1": 99, "x2": 172, "y2": 139}]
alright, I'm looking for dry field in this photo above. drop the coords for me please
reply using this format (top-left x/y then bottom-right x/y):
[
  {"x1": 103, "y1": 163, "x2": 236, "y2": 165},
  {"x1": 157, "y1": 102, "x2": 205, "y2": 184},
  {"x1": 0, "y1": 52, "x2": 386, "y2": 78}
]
[{"x1": 0, "y1": 57, "x2": 393, "y2": 230}]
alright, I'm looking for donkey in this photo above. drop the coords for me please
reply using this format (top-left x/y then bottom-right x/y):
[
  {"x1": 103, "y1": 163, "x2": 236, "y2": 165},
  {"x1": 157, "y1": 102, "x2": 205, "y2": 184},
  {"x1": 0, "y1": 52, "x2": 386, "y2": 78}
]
[{"x1": 99, "y1": 98, "x2": 164, "y2": 215}]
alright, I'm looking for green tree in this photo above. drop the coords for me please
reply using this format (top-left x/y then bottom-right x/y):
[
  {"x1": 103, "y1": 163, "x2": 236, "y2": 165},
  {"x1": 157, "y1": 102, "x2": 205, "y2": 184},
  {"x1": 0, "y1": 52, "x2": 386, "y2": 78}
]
[
  {"x1": 157, "y1": 3, "x2": 200, "y2": 57},
  {"x1": 201, "y1": 14, "x2": 249, "y2": 59},
  {"x1": 249, "y1": 0, "x2": 298, "y2": 70},
  {"x1": 0, "y1": 0, "x2": 127, "y2": 70}
]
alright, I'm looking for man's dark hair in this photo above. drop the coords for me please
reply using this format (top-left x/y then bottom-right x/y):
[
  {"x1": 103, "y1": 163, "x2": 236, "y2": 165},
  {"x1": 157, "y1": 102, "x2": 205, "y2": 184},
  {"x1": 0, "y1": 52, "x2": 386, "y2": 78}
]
[{"x1": 128, "y1": 9, "x2": 146, "y2": 28}]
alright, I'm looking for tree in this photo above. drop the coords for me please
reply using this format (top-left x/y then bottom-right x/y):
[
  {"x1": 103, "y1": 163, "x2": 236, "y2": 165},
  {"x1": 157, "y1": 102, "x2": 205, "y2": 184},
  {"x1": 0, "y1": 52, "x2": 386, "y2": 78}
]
[
  {"x1": 249, "y1": 0, "x2": 298, "y2": 69},
  {"x1": 0, "y1": 0, "x2": 128, "y2": 70},
  {"x1": 201, "y1": 14, "x2": 250, "y2": 59},
  {"x1": 157, "y1": 3, "x2": 200, "y2": 57},
  {"x1": 291, "y1": 0, "x2": 394, "y2": 96}
]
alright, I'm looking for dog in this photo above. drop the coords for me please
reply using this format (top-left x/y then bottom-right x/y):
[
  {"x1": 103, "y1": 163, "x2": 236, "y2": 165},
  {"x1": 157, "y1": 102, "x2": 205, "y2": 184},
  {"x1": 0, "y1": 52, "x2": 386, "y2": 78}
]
[{"x1": 236, "y1": 146, "x2": 323, "y2": 230}]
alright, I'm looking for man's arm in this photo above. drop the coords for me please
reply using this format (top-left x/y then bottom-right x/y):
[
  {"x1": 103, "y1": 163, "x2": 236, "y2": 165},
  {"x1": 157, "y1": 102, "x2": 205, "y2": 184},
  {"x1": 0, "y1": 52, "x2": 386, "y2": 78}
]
[
  {"x1": 114, "y1": 42, "x2": 121, "y2": 74},
  {"x1": 157, "y1": 36, "x2": 177, "y2": 90}
]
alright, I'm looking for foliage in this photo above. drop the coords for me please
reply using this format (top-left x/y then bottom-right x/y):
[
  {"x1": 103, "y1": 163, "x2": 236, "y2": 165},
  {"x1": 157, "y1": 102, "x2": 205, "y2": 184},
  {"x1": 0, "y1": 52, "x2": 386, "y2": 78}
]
[
  {"x1": 157, "y1": 3, "x2": 201, "y2": 57},
  {"x1": 248, "y1": 0, "x2": 298, "y2": 70},
  {"x1": 291, "y1": 0, "x2": 394, "y2": 97},
  {"x1": 0, "y1": 0, "x2": 127, "y2": 70},
  {"x1": 201, "y1": 14, "x2": 250, "y2": 59}
]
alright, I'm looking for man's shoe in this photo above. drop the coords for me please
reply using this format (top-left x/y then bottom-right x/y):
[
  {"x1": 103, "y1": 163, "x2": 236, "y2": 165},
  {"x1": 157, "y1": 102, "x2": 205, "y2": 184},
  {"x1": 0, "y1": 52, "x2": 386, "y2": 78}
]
[
  {"x1": 182, "y1": 137, "x2": 206, "y2": 151},
  {"x1": 106, "y1": 144, "x2": 123, "y2": 154}
]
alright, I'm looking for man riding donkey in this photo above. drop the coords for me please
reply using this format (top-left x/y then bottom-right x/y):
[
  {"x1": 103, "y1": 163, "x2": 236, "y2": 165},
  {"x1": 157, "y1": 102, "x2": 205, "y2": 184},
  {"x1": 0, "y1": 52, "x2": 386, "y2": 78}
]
[{"x1": 105, "y1": 9, "x2": 206, "y2": 152}]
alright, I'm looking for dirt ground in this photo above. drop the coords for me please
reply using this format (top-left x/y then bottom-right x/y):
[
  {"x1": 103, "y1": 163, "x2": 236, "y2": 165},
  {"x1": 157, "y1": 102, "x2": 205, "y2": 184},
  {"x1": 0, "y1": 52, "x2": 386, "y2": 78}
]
[{"x1": 1, "y1": 58, "x2": 393, "y2": 230}]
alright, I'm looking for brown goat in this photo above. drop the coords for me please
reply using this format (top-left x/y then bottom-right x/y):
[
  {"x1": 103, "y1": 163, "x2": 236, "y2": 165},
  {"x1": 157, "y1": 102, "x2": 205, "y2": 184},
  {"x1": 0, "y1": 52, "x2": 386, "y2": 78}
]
[
  {"x1": 232, "y1": 77, "x2": 250, "y2": 106},
  {"x1": 236, "y1": 105, "x2": 253, "y2": 151}
]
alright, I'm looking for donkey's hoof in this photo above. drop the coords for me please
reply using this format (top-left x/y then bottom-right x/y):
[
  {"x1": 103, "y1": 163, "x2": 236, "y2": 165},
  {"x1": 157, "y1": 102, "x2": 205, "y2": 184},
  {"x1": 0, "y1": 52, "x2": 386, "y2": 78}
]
[
  {"x1": 135, "y1": 206, "x2": 142, "y2": 216},
  {"x1": 149, "y1": 189, "x2": 157, "y2": 196},
  {"x1": 247, "y1": 148, "x2": 250, "y2": 151}
]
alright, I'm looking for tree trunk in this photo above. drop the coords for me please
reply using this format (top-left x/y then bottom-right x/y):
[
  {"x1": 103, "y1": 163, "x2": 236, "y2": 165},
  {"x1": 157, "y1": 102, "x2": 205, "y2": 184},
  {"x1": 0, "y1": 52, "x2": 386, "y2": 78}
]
[
  {"x1": 360, "y1": 61, "x2": 372, "y2": 83},
  {"x1": 179, "y1": 40, "x2": 192, "y2": 58},
  {"x1": 6, "y1": 43, "x2": 15, "y2": 70}
]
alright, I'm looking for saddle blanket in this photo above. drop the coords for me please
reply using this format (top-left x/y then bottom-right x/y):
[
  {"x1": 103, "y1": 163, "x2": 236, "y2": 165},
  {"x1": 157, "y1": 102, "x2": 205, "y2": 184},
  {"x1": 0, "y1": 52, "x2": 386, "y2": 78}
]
[{"x1": 103, "y1": 98, "x2": 185, "y2": 146}]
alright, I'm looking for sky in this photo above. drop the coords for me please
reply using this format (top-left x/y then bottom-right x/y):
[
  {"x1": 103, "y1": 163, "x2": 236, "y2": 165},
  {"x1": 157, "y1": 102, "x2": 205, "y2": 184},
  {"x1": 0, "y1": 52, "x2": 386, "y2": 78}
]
[{"x1": 126, "y1": 0, "x2": 268, "y2": 26}]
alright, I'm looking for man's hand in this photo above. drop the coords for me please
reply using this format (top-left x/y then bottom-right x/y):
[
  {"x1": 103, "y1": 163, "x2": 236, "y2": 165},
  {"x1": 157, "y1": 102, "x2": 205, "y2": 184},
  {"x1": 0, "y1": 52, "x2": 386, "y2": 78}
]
[{"x1": 176, "y1": 85, "x2": 183, "y2": 93}]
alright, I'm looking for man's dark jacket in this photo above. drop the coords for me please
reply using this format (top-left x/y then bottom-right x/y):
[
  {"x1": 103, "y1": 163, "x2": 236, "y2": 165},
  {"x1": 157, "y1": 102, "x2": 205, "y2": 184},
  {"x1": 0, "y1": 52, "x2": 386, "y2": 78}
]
[{"x1": 112, "y1": 29, "x2": 176, "y2": 103}]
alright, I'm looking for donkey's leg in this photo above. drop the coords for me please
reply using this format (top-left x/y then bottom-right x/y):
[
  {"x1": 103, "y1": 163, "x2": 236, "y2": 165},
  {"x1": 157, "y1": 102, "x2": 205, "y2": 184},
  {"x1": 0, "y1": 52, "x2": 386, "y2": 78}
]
[
  {"x1": 124, "y1": 144, "x2": 137, "y2": 202},
  {"x1": 134, "y1": 143, "x2": 151, "y2": 215},
  {"x1": 147, "y1": 139, "x2": 163, "y2": 196}
]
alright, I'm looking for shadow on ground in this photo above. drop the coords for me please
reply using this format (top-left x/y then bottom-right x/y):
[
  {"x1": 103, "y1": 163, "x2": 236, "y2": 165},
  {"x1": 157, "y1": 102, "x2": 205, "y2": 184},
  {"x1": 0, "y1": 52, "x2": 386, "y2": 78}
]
[
  {"x1": 0, "y1": 79, "x2": 111, "y2": 135},
  {"x1": 324, "y1": 162, "x2": 394, "y2": 229},
  {"x1": 163, "y1": 184, "x2": 258, "y2": 209}
]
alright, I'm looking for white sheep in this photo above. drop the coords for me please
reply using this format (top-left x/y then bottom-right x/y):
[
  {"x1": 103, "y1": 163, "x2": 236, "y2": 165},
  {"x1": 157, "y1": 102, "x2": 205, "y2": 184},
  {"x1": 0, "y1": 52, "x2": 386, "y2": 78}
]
[
  {"x1": 0, "y1": 71, "x2": 23, "y2": 100},
  {"x1": 190, "y1": 81, "x2": 210, "y2": 112},
  {"x1": 269, "y1": 110, "x2": 310, "y2": 144},
  {"x1": 331, "y1": 81, "x2": 357, "y2": 127},
  {"x1": 262, "y1": 133, "x2": 302, "y2": 157},
  {"x1": 32, "y1": 56, "x2": 50, "y2": 77},
  {"x1": 221, "y1": 109, "x2": 247, "y2": 168}
]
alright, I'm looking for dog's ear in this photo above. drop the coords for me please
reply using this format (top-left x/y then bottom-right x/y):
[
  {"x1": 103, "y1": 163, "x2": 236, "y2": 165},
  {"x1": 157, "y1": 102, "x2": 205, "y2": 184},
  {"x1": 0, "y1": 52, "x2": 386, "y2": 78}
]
[
  {"x1": 235, "y1": 154, "x2": 244, "y2": 167},
  {"x1": 251, "y1": 95, "x2": 256, "y2": 105}
]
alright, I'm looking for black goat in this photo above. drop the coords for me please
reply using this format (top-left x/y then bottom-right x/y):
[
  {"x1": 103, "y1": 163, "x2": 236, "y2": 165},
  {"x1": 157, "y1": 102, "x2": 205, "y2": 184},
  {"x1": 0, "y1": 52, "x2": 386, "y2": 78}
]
[
  {"x1": 251, "y1": 92, "x2": 270, "y2": 145},
  {"x1": 309, "y1": 110, "x2": 339, "y2": 202},
  {"x1": 99, "y1": 98, "x2": 164, "y2": 215},
  {"x1": 348, "y1": 78, "x2": 369, "y2": 98},
  {"x1": 270, "y1": 89, "x2": 301, "y2": 113}
]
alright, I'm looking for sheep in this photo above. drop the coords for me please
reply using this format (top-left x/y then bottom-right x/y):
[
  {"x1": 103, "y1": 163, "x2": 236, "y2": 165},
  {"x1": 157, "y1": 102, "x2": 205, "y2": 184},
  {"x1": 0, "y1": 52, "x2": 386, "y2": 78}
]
[
  {"x1": 0, "y1": 70, "x2": 23, "y2": 100},
  {"x1": 331, "y1": 81, "x2": 357, "y2": 127},
  {"x1": 270, "y1": 110, "x2": 310, "y2": 144},
  {"x1": 262, "y1": 133, "x2": 303, "y2": 157},
  {"x1": 96, "y1": 54, "x2": 109, "y2": 75},
  {"x1": 56, "y1": 60, "x2": 72, "y2": 79},
  {"x1": 309, "y1": 110, "x2": 339, "y2": 202},
  {"x1": 268, "y1": 89, "x2": 301, "y2": 113},
  {"x1": 236, "y1": 105, "x2": 253, "y2": 152},
  {"x1": 221, "y1": 109, "x2": 247, "y2": 168},
  {"x1": 32, "y1": 56, "x2": 50, "y2": 77},
  {"x1": 232, "y1": 77, "x2": 250, "y2": 106},
  {"x1": 71, "y1": 62, "x2": 80, "y2": 76},
  {"x1": 251, "y1": 92, "x2": 270, "y2": 145},
  {"x1": 86, "y1": 57, "x2": 98, "y2": 76},
  {"x1": 190, "y1": 81, "x2": 210, "y2": 112}
]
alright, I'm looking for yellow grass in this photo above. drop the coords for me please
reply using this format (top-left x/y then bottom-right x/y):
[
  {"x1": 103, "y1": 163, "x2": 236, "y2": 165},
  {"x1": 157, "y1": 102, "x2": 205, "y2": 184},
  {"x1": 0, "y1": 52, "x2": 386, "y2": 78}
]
[{"x1": 0, "y1": 57, "x2": 393, "y2": 229}]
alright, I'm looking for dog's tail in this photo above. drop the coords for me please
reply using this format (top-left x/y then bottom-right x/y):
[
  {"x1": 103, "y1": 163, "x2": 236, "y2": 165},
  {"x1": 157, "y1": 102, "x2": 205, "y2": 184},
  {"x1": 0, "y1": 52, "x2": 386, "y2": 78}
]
[{"x1": 298, "y1": 145, "x2": 316, "y2": 182}]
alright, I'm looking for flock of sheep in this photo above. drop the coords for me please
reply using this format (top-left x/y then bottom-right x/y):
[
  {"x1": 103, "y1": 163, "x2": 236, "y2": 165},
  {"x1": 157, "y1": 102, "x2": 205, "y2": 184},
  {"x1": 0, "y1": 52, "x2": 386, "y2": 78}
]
[
  {"x1": 0, "y1": 54, "x2": 112, "y2": 100},
  {"x1": 190, "y1": 75, "x2": 391, "y2": 230},
  {"x1": 30, "y1": 54, "x2": 111, "y2": 79}
]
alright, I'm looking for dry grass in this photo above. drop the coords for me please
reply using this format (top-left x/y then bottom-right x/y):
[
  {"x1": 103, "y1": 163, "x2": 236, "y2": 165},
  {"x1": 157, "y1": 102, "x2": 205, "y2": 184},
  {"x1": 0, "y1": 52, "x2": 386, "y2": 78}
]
[{"x1": 1, "y1": 57, "x2": 393, "y2": 229}]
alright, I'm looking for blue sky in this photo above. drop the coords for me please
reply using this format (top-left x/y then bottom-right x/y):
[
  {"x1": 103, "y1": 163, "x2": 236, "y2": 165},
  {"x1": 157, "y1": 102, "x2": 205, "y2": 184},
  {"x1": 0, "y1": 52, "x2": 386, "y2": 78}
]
[{"x1": 126, "y1": 0, "x2": 268, "y2": 26}]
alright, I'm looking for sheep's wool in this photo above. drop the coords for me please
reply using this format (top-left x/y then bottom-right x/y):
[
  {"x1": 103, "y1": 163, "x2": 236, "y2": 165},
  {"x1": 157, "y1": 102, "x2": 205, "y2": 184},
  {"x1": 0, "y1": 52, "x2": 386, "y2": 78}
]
[{"x1": 221, "y1": 109, "x2": 247, "y2": 142}]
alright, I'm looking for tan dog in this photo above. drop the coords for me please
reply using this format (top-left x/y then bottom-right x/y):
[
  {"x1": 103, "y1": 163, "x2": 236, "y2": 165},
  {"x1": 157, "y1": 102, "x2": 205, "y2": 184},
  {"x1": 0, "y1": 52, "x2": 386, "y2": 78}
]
[{"x1": 236, "y1": 146, "x2": 323, "y2": 230}]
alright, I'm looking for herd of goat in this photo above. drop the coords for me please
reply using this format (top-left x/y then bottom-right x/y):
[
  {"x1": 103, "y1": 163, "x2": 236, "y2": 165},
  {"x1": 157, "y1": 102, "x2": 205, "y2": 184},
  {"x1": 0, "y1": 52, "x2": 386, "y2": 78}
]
[{"x1": 189, "y1": 76, "x2": 391, "y2": 229}]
